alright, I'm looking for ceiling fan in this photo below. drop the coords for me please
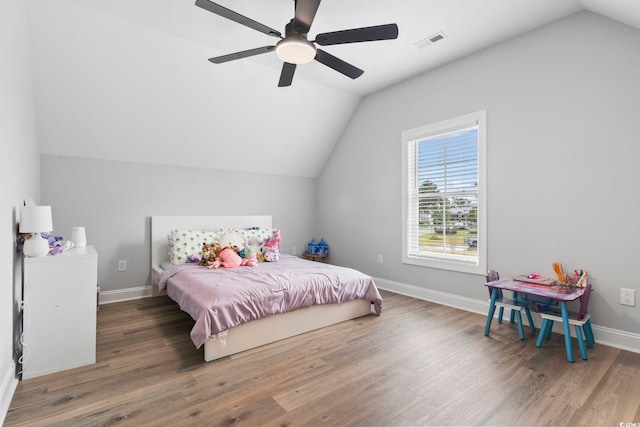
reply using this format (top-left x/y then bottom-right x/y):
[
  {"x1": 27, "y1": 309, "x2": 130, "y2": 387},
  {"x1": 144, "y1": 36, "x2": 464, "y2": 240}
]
[{"x1": 195, "y1": 0, "x2": 399, "y2": 87}]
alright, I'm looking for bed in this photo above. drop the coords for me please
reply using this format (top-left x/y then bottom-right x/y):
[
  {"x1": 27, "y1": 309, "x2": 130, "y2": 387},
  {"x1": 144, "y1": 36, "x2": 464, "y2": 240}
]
[{"x1": 151, "y1": 215, "x2": 382, "y2": 361}]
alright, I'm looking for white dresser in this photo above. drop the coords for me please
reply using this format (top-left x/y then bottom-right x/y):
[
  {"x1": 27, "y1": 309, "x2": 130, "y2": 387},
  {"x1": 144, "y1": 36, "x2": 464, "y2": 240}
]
[{"x1": 22, "y1": 246, "x2": 98, "y2": 379}]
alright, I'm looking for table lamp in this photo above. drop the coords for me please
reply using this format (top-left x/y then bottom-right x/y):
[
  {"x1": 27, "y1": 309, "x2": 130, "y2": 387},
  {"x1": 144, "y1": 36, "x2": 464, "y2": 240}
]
[{"x1": 20, "y1": 205, "x2": 53, "y2": 257}]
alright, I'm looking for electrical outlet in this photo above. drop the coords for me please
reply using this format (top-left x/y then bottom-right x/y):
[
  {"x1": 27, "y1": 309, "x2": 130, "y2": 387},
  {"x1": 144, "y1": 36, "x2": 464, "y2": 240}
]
[
  {"x1": 377, "y1": 254, "x2": 384, "y2": 264},
  {"x1": 118, "y1": 260, "x2": 127, "y2": 272},
  {"x1": 621, "y1": 288, "x2": 635, "y2": 306},
  {"x1": 292, "y1": 247, "x2": 297, "y2": 256}
]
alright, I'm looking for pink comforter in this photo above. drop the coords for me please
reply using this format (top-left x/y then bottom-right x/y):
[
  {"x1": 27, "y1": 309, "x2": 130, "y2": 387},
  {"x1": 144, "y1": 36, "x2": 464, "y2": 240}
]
[{"x1": 155, "y1": 255, "x2": 382, "y2": 348}]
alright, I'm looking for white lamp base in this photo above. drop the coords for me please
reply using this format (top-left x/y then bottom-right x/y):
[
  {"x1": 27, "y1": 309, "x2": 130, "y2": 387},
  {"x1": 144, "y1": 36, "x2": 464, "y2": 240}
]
[{"x1": 23, "y1": 232, "x2": 50, "y2": 257}]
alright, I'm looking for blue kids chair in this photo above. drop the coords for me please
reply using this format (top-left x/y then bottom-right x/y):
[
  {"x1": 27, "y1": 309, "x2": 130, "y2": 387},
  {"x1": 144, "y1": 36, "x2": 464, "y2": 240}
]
[
  {"x1": 535, "y1": 283, "x2": 594, "y2": 360},
  {"x1": 486, "y1": 270, "x2": 536, "y2": 340}
]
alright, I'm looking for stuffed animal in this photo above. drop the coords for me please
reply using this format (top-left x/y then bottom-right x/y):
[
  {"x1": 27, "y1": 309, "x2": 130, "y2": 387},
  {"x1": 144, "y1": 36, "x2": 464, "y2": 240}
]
[
  {"x1": 246, "y1": 235, "x2": 265, "y2": 262},
  {"x1": 218, "y1": 232, "x2": 245, "y2": 251},
  {"x1": 200, "y1": 242, "x2": 222, "y2": 268},
  {"x1": 201, "y1": 236, "x2": 260, "y2": 269},
  {"x1": 241, "y1": 248, "x2": 258, "y2": 266},
  {"x1": 262, "y1": 229, "x2": 281, "y2": 262},
  {"x1": 218, "y1": 247, "x2": 243, "y2": 268},
  {"x1": 264, "y1": 229, "x2": 281, "y2": 248},
  {"x1": 19, "y1": 232, "x2": 72, "y2": 256}
]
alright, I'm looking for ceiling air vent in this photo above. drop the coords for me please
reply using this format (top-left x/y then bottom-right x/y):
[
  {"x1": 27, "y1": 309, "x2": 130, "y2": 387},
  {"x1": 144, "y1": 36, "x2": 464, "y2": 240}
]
[{"x1": 414, "y1": 31, "x2": 447, "y2": 49}]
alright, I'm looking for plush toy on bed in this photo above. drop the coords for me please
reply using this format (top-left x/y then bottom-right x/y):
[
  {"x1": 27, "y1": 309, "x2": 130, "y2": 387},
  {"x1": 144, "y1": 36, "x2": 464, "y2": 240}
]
[
  {"x1": 199, "y1": 242, "x2": 223, "y2": 268},
  {"x1": 241, "y1": 248, "x2": 258, "y2": 266},
  {"x1": 246, "y1": 235, "x2": 266, "y2": 262},
  {"x1": 200, "y1": 239, "x2": 258, "y2": 269},
  {"x1": 218, "y1": 247, "x2": 243, "y2": 268},
  {"x1": 218, "y1": 232, "x2": 245, "y2": 251},
  {"x1": 262, "y1": 229, "x2": 281, "y2": 262},
  {"x1": 218, "y1": 246, "x2": 258, "y2": 268}
]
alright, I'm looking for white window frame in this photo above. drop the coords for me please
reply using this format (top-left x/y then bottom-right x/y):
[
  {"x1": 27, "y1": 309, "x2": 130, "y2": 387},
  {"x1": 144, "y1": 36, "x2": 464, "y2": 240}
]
[{"x1": 401, "y1": 110, "x2": 487, "y2": 275}]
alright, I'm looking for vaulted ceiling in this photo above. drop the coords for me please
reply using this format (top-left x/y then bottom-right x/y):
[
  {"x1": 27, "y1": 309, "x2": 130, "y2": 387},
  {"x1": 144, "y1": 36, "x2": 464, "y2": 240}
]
[{"x1": 26, "y1": 0, "x2": 640, "y2": 177}]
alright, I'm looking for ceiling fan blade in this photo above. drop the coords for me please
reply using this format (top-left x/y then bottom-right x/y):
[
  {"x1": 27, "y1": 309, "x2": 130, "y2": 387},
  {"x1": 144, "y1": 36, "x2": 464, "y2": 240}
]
[
  {"x1": 208, "y1": 46, "x2": 275, "y2": 64},
  {"x1": 195, "y1": 0, "x2": 282, "y2": 38},
  {"x1": 294, "y1": 0, "x2": 321, "y2": 34},
  {"x1": 278, "y1": 62, "x2": 297, "y2": 87},
  {"x1": 315, "y1": 23, "x2": 398, "y2": 46},
  {"x1": 314, "y1": 49, "x2": 363, "y2": 79}
]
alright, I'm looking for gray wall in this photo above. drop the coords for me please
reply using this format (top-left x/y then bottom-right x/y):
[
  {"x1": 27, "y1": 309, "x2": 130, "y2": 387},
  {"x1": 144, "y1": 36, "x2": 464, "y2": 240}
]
[
  {"x1": 41, "y1": 155, "x2": 317, "y2": 292},
  {"x1": 317, "y1": 11, "x2": 640, "y2": 334},
  {"x1": 1, "y1": 0, "x2": 41, "y2": 421}
]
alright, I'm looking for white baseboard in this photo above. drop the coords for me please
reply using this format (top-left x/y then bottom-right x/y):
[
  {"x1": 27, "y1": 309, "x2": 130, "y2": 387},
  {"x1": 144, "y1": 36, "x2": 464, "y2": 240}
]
[
  {"x1": 1, "y1": 361, "x2": 18, "y2": 426},
  {"x1": 375, "y1": 277, "x2": 490, "y2": 315},
  {"x1": 374, "y1": 277, "x2": 640, "y2": 354},
  {"x1": 590, "y1": 324, "x2": 640, "y2": 354},
  {"x1": 98, "y1": 285, "x2": 154, "y2": 305},
  {"x1": 96, "y1": 279, "x2": 640, "y2": 354}
]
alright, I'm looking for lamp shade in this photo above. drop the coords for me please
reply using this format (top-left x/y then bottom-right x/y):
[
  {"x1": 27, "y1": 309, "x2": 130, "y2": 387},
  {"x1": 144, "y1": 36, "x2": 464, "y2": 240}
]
[{"x1": 19, "y1": 206, "x2": 53, "y2": 233}]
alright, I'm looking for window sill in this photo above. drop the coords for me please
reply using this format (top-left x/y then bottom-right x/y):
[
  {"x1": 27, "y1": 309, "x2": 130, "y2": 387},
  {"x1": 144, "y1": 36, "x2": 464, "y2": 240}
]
[{"x1": 402, "y1": 254, "x2": 486, "y2": 275}]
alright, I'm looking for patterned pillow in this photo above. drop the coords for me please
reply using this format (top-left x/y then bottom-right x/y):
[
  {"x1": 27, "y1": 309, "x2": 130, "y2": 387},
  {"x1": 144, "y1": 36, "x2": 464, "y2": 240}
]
[
  {"x1": 168, "y1": 229, "x2": 221, "y2": 265},
  {"x1": 234, "y1": 227, "x2": 274, "y2": 246}
]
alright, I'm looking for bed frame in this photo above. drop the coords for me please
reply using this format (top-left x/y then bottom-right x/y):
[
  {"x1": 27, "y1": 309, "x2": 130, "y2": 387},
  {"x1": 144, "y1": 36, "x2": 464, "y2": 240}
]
[{"x1": 151, "y1": 215, "x2": 373, "y2": 361}]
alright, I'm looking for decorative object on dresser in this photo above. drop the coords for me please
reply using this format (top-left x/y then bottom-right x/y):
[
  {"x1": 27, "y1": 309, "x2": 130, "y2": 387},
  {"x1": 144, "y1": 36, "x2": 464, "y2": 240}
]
[
  {"x1": 70, "y1": 226, "x2": 87, "y2": 247},
  {"x1": 19, "y1": 205, "x2": 53, "y2": 257},
  {"x1": 21, "y1": 246, "x2": 98, "y2": 379}
]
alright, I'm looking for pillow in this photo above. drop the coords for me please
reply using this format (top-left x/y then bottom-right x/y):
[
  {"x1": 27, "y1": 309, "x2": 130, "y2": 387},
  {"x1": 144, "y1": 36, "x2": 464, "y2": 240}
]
[
  {"x1": 168, "y1": 229, "x2": 221, "y2": 265},
  {"x1": 234, "y1": 227, "x2": 273, "y2": 246}
]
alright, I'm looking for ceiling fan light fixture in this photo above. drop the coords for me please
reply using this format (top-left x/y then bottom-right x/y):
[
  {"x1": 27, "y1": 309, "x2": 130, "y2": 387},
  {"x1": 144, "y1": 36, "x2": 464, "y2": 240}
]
[{"x1": 275, "y1": 37, "x2": 317, "y2": 64}]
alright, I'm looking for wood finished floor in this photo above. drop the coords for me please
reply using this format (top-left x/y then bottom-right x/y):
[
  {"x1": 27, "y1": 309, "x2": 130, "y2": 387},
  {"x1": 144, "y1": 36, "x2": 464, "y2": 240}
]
[{"x1": 6, "y1": 290, "x2": 640, "y2": 426}]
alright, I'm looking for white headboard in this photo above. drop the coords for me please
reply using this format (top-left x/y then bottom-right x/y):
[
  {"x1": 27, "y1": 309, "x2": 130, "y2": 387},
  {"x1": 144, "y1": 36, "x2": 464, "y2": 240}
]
[{"x1": 150, "y1": 215, "x2": 273, "y2": 270}]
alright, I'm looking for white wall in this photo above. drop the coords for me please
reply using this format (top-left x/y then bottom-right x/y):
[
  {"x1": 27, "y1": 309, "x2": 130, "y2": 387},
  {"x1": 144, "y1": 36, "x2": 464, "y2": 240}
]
[
  {"x1": 26, "y1": 0, "x2": 360, "y2": 178},
  {"x1": 318, "y1": 11, "x2": 640, "y2": 335},
  {"x1": 1, "y1": 0, "x2": 41, "y2": 422},
  {"x1": 41, "y1": 155, "x2": 317, "y2": 296}
]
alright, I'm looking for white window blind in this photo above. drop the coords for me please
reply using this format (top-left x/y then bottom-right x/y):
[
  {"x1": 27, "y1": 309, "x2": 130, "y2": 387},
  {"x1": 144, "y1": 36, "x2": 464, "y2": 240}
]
[{"x1": 402, "y1": 111, "x2": 486, "y2": 274}]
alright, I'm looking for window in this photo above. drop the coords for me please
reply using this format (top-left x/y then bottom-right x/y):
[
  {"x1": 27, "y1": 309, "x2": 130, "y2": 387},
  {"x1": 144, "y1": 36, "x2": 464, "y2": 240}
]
[{"x1": 402, "y1": 110, "x2": 486, "y2": 274}]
